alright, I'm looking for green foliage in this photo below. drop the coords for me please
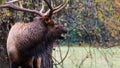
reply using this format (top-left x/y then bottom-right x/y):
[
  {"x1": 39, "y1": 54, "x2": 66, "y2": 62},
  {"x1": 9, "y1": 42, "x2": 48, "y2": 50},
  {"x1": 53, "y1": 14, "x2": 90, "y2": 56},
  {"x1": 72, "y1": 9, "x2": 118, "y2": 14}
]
[
  {"x1": 0, "y1": 0, "x2": 6, "y2": 4},
  {"x1": 61, "y1": 0, "x2": 120, "y2": 46}
]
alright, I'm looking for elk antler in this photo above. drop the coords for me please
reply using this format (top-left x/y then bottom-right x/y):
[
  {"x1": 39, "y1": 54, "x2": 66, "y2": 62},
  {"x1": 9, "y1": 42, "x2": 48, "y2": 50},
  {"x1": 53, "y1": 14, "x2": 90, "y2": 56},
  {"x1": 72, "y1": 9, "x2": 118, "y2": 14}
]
[
  {"x1": 43, "y1": 0, "x2": 68, "y2": 17},
  {"x1": 0, "y1": 2, "x2": 43, "y2": 16},
  {"x1": 6, "y1": 0, "x2": 19, "y2": 4},
  {"x1": 53, "y1": 0, "x2": 68, "y2": 14},
  {"x1": 6, "y1": 0, "x2": 23, "y2": 8},
  {"x1": 0, "y1": 0, "x2": 68, "y2": 17}
]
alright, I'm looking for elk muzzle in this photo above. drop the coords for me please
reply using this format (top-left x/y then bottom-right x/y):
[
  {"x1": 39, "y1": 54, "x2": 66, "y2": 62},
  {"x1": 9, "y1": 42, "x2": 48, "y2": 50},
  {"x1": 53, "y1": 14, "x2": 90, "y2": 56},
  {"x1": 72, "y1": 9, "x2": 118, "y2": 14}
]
[{"x1": 58, "y1": 26, "x2": 67, "y2": 39}]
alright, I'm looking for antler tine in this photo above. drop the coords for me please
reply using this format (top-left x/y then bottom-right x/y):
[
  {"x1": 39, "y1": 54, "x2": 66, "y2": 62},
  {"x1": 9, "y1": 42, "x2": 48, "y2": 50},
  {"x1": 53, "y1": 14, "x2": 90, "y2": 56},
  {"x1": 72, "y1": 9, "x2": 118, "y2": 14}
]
[
  {"x1": 6, "y1": 0, "x2": 19, "y2": 4},
  {"x1": 6, "y1": 0, "x2": 23, "y2": 8},
  {"x1": 39, "y1": 0, "x2": 45, "y2": 13},
  {"x1": 0, "y1": 3, "x2": 43, "y2": 16},
  {"x1": 44, "y1": 0, "x2": 53, "y2": 10},
  {"x1": 44, "y1": 0, "x2": 68, "y2": 16},
  {"x1": 53, "y1": 0, "x2": 68, "y2": 14},
  {"x1": 19, "y1": 1, "x2": 23, "y2": 8},
  {"x1": 43, "y1": 0, "x2": 54, "y2": 17}
]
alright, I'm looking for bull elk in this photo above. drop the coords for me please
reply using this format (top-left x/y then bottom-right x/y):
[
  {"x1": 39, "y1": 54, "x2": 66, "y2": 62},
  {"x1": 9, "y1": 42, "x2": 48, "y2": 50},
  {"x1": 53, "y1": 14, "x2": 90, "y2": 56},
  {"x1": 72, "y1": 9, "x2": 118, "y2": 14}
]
[{"x1": 0, "y1": 0, "x2": 68, "y2": 68}]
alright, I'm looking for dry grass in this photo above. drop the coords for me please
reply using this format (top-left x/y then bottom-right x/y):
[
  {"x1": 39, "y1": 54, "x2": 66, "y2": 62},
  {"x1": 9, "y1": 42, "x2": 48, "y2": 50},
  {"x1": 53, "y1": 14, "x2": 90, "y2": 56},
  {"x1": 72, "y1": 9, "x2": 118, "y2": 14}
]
[{"x1": 53, "y1": 46, "x2": 120, "y2": 68}]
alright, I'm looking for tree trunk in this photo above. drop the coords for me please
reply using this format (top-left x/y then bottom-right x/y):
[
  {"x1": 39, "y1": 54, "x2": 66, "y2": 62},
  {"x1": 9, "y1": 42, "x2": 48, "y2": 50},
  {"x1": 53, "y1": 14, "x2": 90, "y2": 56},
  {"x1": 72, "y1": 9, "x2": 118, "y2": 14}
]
[{"x1": 0, "y1": 43, "x2": 9, "y2": 68}]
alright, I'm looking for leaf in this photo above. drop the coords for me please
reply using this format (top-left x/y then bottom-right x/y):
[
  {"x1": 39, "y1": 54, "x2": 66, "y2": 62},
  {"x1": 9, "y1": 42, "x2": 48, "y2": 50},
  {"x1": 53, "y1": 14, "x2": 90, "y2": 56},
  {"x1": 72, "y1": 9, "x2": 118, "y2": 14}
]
[
  {"x1": 64, "y1": 22, "x2": 67, "y2": 26},
  {"x1": 6, "y1": 10, "x2": 12, "y2": 16},
  {"x1": 0, "y1": 0, "x2": 6, "y2": 4}
]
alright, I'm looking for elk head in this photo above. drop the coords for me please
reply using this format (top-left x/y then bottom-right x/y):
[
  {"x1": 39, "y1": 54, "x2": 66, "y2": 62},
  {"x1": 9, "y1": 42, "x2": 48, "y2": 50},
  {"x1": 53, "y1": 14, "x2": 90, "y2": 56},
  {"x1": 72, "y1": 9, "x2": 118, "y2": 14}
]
[{"x1": 0, "y1": 0, "x2": 68, "y2": 40}]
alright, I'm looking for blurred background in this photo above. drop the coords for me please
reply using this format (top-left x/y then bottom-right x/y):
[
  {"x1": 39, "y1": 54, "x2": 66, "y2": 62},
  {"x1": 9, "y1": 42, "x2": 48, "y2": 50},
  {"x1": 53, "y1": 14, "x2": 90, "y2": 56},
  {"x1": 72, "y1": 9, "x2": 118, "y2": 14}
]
[{"x1": 0, "y1": 0, "x2": 120, "y2": 68}]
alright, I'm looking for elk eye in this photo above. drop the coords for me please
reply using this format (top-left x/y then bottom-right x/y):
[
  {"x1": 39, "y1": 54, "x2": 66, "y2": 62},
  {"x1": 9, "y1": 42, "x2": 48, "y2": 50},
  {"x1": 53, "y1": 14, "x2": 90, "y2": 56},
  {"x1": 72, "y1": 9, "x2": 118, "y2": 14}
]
[
  {"x1": 56, "y1": 27, "x2": 58, "y2": 29},
  {"x1": 55, "y1": 25, "x2": 59, "y2": 29}
]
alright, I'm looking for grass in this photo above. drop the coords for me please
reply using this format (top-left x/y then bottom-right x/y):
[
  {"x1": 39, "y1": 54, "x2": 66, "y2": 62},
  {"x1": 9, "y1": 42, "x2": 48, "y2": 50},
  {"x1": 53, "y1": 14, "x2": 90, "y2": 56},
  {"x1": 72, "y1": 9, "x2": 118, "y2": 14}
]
[{"x1": 53, "y1": 46, "x2": 120, "y2": 68}]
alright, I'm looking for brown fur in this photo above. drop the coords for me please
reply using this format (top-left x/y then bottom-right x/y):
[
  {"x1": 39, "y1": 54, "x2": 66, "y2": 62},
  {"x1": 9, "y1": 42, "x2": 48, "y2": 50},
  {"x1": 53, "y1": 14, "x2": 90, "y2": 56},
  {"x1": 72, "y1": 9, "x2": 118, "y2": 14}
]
[{"x1": 7, "y1": 17, "x2": 67, "y2": 68}]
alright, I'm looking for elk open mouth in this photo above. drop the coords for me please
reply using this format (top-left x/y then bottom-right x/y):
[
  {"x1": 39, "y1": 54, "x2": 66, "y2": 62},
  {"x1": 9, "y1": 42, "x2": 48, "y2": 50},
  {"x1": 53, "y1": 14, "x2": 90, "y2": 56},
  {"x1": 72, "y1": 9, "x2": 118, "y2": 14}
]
[
  {"x1": 59, "y1": 29, "x2": 67, "y2": 39},
  {"x1": 59, "y1": 34, "x2": 66, "y2": 39}
]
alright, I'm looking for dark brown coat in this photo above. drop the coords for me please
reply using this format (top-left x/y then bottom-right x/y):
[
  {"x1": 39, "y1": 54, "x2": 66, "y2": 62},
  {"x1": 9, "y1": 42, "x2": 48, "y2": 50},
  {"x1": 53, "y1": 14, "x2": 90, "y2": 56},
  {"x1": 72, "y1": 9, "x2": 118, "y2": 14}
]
[{"x1": 7, "y1": 17, "x2": 67, "y2": 68}]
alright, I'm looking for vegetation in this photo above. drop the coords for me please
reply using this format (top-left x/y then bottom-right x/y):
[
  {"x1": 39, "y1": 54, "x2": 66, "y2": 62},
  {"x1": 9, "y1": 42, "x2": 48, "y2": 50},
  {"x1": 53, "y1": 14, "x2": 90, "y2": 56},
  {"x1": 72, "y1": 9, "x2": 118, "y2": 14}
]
[{"x1": 53, "y1": 46, "x2": 120, "y2": 68}]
